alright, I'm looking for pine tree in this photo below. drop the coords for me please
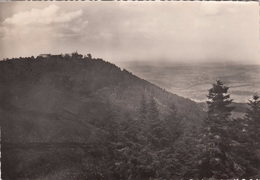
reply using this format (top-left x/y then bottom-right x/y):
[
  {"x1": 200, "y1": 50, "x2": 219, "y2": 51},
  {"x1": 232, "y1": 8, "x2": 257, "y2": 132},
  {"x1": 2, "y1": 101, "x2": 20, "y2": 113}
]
[
  {"x1": 147, "y1": 97, "x2": 165, "y2": 149},
  {"x1": 197, "y1": 80, "x2": 237, "y2": 179},
  {"x1": 104, "y1": 99, "x2": 117, "y2": 142},
  {"x1": 147, "y1": 97, "x2": 160, "y2": 123},
  {"x1": 103, "y1": 99, "x2": 119, "y2": 159},
  {"x1": 137, "y1": 94, "x2": 149, "y2": 146},
  {"x1": 206, "y1": 80, "x2": 235, "y2": 121},
  {"x1": 139, "y1": 94, "x2": 148, "y2": 122},
  {"x1": 165, "y1": 103, "x2": 184, "y2": 144},
  {"x1": 120, "y1": 113, "x2": 139, "y2": 143},
  {"x1": 245, "y1": 94, "x2": 260, "y2": 142},
  {"x1": 240, "y1": 94, "x2": 260, "y2": 178}
]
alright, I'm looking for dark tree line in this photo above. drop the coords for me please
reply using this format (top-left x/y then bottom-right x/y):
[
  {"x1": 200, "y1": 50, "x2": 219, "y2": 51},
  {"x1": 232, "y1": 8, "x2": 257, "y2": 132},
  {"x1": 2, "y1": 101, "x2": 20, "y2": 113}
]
[
  {"x1": 99, "y1": 80, "x2": 260, "y2": 179},
  {"x1": 193, "y1": 80, "x2": 260, "y2": 179}
]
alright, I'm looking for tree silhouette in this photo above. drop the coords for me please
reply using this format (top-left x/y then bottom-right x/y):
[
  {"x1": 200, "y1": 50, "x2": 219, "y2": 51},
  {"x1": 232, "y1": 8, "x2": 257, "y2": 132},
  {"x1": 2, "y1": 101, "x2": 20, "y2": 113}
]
[
  {"x1": 139, "y1": 94, "x2": 148, "y2": 122},
  {"x1": 206, "y1": 80, "x2": 235, "y2": 121},
  {"x1": 197, "y1": 80, "x2": 237, "y2": 179},
  {"x1": 245, "y1": 94, "x2": 260, "y2": 125},
  {"x1": 165, "y1": 103, "x2": 184, "y2": 144}
]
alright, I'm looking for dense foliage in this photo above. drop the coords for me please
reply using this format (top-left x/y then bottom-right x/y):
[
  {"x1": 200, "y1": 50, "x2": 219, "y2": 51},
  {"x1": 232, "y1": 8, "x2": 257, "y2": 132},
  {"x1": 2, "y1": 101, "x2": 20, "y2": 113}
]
[{"x1": 1, "y1": 54, "x2": 259, "y2": 179}]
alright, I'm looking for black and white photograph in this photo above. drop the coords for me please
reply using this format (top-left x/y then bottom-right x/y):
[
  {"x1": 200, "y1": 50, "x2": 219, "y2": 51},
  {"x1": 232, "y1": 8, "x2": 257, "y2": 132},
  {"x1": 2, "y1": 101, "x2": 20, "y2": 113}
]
[{"x1": 0, "y1": 1, "x2": 259, "y2": 179}]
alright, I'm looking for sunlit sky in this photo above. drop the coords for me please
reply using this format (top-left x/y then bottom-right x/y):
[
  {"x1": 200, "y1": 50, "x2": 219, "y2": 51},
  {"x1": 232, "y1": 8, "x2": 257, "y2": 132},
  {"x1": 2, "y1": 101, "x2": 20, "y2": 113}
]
[{"x1": 0, "y1": 2, "x2": 259, "y2": 64}]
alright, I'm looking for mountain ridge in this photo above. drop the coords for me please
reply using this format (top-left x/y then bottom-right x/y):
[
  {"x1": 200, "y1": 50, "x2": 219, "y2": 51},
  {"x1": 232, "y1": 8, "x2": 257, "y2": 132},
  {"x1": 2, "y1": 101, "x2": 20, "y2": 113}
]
[
  {"x1": 1, "y1": 53, "x2": 206, "y2": 179},
  {"x1": 0, "y1": 54, "x2": 205, "y2": 125}
]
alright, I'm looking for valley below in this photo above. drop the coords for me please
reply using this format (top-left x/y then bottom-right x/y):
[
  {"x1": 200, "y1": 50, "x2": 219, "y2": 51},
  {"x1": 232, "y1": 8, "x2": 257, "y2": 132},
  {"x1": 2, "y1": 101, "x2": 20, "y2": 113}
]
[{"x1": 121, "y1": 62, "x2": 260, "y2": 103}]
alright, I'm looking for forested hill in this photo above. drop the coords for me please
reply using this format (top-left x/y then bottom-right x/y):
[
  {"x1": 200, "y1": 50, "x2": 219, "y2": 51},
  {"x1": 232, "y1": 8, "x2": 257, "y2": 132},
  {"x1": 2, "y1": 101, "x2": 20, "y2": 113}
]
[
  {"x1": 0, "y1": 53, "x2": 204, "y2": 124},
  {"x1": 1, "y1": 53, "x2": 206, "y2": 179}
]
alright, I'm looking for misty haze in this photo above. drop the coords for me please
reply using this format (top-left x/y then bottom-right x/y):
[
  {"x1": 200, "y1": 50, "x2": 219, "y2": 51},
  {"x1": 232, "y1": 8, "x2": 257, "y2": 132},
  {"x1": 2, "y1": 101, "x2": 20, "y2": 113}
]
[
  {"x1": 121, "y1": 62, "x2": 260, "y2": 103},
  {"x1": 0, "y1": 1, "x2": 260, "y2": 180}
]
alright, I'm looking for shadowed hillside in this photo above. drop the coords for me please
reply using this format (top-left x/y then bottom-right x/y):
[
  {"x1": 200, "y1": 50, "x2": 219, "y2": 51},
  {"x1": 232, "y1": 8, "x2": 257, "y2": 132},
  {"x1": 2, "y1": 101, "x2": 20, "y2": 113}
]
[
  {"x1": 2, "y1": 54, "x2": 259, "y2": 179},
  {"x1": 0, "y1": 53, "x2": 205, "y2": 179},
  {"x1": 0, "y1": 54, "x2": 205, "y2": 125},
  {"x1": 0, "y1": 53, "x2": 260, "y2": 180}
]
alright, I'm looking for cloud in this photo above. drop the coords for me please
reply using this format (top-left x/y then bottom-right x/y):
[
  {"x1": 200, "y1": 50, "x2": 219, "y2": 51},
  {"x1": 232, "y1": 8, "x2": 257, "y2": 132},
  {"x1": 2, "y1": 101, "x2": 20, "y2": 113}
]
[
  {"x1": 1, "y1": 5, "x2": 86, "y2": 38},
  {"x1": 0, "y1": 2, "x2": 258, "y2": 64},
  {"x1": 3, "y1": 5, "x2": 83, "y2": 26},
  {"x1": 0, "y1": 5, "x2": 86, "y2": 59}
]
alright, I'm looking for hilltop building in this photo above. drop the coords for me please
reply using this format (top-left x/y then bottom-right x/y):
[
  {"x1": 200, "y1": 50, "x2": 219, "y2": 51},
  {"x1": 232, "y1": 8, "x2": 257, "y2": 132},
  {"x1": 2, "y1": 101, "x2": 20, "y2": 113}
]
[
  {"x1": 38, "y1": 54, "x2": 51, "y2": 58},
  {"x1": 37, "y1": 52, "x2": 83, "y2": 59}
]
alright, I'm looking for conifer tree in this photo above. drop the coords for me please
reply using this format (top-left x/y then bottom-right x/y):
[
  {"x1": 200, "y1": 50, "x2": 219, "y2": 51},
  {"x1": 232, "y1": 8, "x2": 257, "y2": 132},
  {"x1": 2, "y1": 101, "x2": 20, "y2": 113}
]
[
  {"x1": 147, "y1": 97, "x2": 160, "y2": 123},
  {"x1": 137, "y1": 94, "x2": 149, "y2": 146},
  {"x1": 245, "y1": 94, "x2": 260, "y2": 142},
  {"x1": 165, "y1": 103, "x2": 184, "y2": 144},
  {"x1": 139, "y1": 94, "x2": 148, "y2": 122},
  {"x1": 219, "y1": 94, "x2": 260, "y2": 179},
  {"x1": 197, "y1": 80, "x2": 237, "y2": 179},
  {"x1": 102, "y1": 100, "x2": 122, "y2": 179},
  {"x1": 120, "y1": 113, "x2": 139, "y2": 143},
  {"x1": 103, "y1": 99, "x2": 118, "y2": 142},
  {"x1": 206, "y1": 80, "x2": 235, "y2": 121},
  {"x1": 240, "y1": 94, "x2": 260, "y2": 178},
  {"x1": 147, "y1": 97, "x2": 165, "y2": 148}
]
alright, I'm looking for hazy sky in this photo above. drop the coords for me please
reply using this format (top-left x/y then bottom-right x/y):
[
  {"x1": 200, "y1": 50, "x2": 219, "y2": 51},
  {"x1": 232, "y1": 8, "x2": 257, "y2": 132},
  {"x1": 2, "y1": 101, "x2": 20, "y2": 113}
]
[{"x1": 0, "y1": 2, "x2": 259, "y2": 64}]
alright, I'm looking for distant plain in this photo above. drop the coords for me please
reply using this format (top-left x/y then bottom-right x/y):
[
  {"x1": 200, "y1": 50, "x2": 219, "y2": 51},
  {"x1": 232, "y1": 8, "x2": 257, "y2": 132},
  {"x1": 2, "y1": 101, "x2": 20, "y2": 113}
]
[{"x1": 121, "y1": 62, "x2": 260, "y2": 103}]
